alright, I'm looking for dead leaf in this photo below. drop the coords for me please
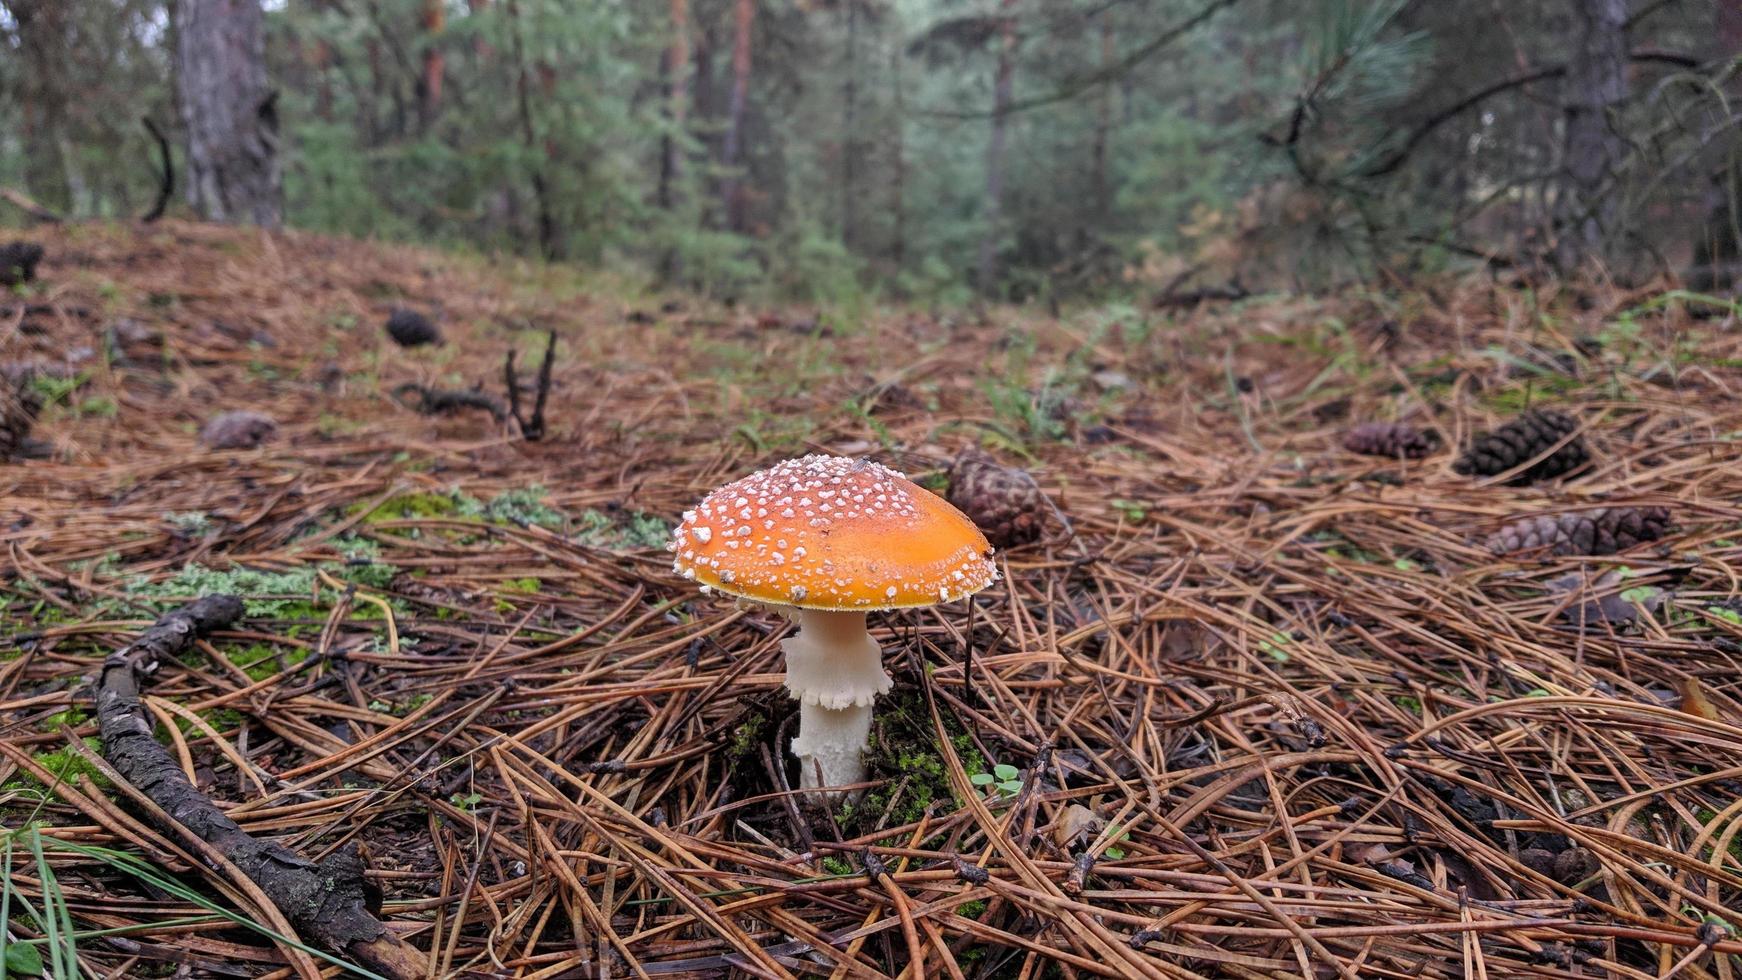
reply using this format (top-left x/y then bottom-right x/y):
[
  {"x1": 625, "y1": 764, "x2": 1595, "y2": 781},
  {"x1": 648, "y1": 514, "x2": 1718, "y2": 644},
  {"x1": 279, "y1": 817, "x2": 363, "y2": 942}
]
[
  {"x1": 1053, "y1": 803, "x2": 1105, "y2": 852},
  {"x1": 1677, "y1": 676, "x2": 1721, "y2": 721}
]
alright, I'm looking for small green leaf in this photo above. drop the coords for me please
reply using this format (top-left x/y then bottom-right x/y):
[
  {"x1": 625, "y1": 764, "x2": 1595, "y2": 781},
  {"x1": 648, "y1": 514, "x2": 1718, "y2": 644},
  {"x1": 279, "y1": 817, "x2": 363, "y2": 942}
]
[
  {"x1": 1707, "y1": 605, "x2": 1742, "y2": 625},
  {"x1": 1392, "y1": 557, "x2": 1420, "y2": 572},
  {"x1": 998, "y1": 780, "x2": 1023, "y2": 794},
  {"x1": 993, "y1": 763, "x2": 1019, "y2": 782},
  {"x1": 1619, "y1": 585, "x2": 1660, "y2": 605},
  {"x1": 969, "y1": 772, "x2": 995, "y2": 786},
  {"x1": 4, "y1": 942, "x2": 44, "y2": 976},
  {"x1": 1103, "y1": 847, "x2": 1125, "y2": 859}
]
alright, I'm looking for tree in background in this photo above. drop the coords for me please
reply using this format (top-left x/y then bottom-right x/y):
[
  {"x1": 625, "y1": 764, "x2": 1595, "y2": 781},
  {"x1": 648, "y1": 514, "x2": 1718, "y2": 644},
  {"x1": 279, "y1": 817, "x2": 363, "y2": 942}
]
[
  {"x1": 175, "y1": 0, "x2": 282, "y2": 227},
  {"x1": 3, "y1": 0, "x2": 1735, "y2": 298},
  {"x1": 1556, "y1": 0, "x2": 1629, "y2": 265}
]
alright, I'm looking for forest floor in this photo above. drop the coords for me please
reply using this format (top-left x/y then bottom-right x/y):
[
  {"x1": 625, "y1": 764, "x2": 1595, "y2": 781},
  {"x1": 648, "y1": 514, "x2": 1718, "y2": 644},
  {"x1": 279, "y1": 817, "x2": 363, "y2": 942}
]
[{"x1": 3, "y1": 220, "x2": 1742, "y2": 979}]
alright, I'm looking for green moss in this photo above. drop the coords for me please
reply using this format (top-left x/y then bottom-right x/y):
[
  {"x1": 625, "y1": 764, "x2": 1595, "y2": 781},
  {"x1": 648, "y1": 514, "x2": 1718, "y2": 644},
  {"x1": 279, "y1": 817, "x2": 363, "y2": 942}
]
[
  {"x1": 225, "y1": 642, "x2": 310, "y2": 682},
  {"x1": 394, "y1": 693, "x2": 434, "y2": 716},
  {"x1": 955, "y1": 899, "x2": 987, "y2": 918},
  {"x1": 820, "y1": 856, "x2": 854, "y2": 877},
  {"x1": 729, "y1": 714, "x2": 766, "y2": 758},
  {"x1": 349, "y1": 491, "x2": 466, "y2": 523},
  {"x1": 3, "y1": 738, "x2": 109, "y2": 793},
  {"x1": 848, "y1": 689, "x2": 986, "y2": 829},
  {"x1": 37, "y1": 708, "x2": 88, "y2": 732}
]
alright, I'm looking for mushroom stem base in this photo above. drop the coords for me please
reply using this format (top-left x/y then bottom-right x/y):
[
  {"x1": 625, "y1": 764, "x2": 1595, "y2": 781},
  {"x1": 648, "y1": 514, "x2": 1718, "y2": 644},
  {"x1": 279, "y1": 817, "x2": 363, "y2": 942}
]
[
  {"x1": 790, "y1": 702, "x2": 873, "y2": 791},
  {"x1": 782, "y1": 609, "x2": 889, "y2": 793}
]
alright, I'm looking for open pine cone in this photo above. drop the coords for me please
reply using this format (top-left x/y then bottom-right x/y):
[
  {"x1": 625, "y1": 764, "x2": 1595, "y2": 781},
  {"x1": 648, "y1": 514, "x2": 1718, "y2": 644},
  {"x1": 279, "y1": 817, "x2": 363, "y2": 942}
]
[
  {"x1": 1486, "y1": 506, "x2": 1673, "y2": 557},
  {"x1": 1343, "y1": 421, "x2": 1439, "y2": 459},
  {"x1": 1453, "y1": 409, "x2": 1588, "y2": 485},
  {"x1": 946, "y1": 450, "x2": 1053, "y2": 549}
]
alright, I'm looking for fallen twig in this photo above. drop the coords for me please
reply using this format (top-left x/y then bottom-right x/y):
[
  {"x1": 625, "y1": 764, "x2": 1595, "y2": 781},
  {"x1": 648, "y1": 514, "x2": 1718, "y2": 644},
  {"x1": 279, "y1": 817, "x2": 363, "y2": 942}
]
[
  {"x1": 390, "y1": 381, "x2": 507, "y2": 421},
  {"x1": 93, "y1": 595, "x2": 423, "y2": 980}
]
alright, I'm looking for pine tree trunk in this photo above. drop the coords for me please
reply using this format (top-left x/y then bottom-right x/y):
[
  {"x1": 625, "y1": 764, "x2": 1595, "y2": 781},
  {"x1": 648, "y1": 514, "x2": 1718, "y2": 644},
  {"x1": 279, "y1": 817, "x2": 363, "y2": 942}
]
[
  {"x1": 174, "y1": 0, "x2": 282, "y2": 228},
  {"x1": 506, "y1": 0, "x2": 558, "y2": 258},
  {"x1": 720, "y1": 0, "x2": 755, "y2": 233},
  {"x1": 1092, "y1": 16, "x2": 1115, "y2": 220},
  {"x1": 1555, "y1": 0, "x2": 1627, "y2": 266},
  {"x1": 841, "y1": 0, "x2": 860, "y2": 250},
  {"x1": 419, "y1": 0, "x2": 445, "y2": 130},
  {"x1": 11, "y1": 1, "x2": 74, "y2": 213},
  {"x1": 659, "y1": 0, "x2": 691, "y2": 212},
  {"x1": 1689, "y1": 2, "x2": 1742, "y2": 292},
  {"x1": 975, "y1": 1, "x2": 1018, "y2": 295},
  {"x1": 891, "y1": 44, "x2": 907, "y2": 271}
]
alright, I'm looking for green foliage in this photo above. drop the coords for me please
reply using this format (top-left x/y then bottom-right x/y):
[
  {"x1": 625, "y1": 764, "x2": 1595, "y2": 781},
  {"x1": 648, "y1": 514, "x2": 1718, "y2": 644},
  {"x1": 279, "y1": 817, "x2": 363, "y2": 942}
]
[
  {"x1": 968, "y1": 762, "x2": 1023, "y2": 798},
  {"x1": 2, "y1": 739, "x2": 109, "y2": 795},
  {"x1": 2, "y1": 940, "x2": 43, "y2": 977}
]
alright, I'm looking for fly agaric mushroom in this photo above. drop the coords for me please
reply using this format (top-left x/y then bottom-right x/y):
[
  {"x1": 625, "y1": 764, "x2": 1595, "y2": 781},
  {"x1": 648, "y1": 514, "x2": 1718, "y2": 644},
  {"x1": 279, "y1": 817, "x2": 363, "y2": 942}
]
[{"x1": 670, "y1": 454, "x2": 997, "y2": 792}]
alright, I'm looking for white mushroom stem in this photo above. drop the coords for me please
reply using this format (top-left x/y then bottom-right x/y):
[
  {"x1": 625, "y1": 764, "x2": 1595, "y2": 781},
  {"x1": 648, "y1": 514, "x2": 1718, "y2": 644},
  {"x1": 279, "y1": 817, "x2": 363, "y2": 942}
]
[{"x1": 782, "y1": 609, "x2": 890, "y2": 791}]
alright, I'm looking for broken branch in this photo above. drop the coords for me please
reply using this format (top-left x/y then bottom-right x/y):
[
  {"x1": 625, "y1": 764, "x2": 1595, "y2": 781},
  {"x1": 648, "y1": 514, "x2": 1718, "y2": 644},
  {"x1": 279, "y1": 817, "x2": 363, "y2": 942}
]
[{"x1": 94, "y1": 595, "x2": 422, "y2": 980}]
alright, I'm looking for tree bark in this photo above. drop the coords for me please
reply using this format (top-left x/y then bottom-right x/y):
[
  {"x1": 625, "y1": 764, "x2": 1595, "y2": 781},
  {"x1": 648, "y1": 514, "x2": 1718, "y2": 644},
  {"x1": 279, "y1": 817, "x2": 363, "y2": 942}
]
[
  {"x1": 976, "y1": 0, "x2": 1019, "y2": 294},
  {"x1": 891, "y1": 43, "x2": 907, "y2": 270},
  {"x1": 720, "y1": 0, "x2": 755, "y2": 232},
  {"x1": 419, "y1": 0, "x2": 446, "y2": 129},
  {"x1": 841, "y1": 0, "x2": 860, "y2": 250},
  {"x1": 659, "y1": 0, "x2": 691, "y2": 212},
  {"x1": 1688, "y1": 1, "x2": 1742, "y2": 291},
  {"x1": 506, "y1": 0, "x2": 558, "y2": 258},
  {"x1": 95, "y1": 596, "x2": 422, "y2": 980},
  {"x1": 174, "y1": 0, "x2": 283, "y2": 228},
  {"x1": 9, "y1": 1, "x2": 74, "y2": 214},
  {"x1": 1092, "y1": 15, "x2": 1115, "y2": 220},
  {"x1": 1555, "y1": 0, "x2": 1628, "y2": 266}
]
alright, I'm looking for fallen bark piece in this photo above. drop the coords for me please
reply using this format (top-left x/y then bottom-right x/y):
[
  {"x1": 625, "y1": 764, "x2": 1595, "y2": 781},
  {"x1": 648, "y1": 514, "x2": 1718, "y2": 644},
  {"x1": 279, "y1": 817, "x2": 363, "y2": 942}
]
[
  {"x1": 94, "y1": 595, "x2": 422, "y2": 980},
  {"x1": 390, "y1": 381, "x2": 507, "y2": 421}
]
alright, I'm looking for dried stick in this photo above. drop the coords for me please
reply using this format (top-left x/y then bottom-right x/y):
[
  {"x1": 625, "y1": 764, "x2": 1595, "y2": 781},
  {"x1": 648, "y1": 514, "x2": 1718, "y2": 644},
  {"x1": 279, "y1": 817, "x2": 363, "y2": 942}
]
[
  {"x1": 391, "y1": 381, "x2": 507, "y2": 421},
  {"x1": 504, "y1": 329, "x2": 557, "y2": 440},
  {"x1": 94, "y1": 595, "x2": 422, "y2": 980}
]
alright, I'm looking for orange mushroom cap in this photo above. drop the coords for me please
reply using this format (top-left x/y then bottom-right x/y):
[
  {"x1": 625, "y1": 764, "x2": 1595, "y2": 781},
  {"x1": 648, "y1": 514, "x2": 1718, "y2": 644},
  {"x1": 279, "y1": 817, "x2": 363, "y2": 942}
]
[{"x1": 669, "y1": 454, "x2": 998, "y2": 610}]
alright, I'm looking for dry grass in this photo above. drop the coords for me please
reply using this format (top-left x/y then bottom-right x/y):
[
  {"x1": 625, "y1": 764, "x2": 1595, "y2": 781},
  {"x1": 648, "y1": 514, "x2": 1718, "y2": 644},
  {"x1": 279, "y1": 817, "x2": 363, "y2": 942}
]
[{"x1": 3, "y1": 220, "x2": 1742, "y2": 978}]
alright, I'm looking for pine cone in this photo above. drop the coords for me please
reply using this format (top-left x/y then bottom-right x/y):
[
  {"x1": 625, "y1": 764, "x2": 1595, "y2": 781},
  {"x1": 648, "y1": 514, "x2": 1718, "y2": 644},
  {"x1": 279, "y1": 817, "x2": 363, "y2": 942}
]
[
  {"x1": 1453, "y1": 409, "x2": 1587, "y2": 484},
  {"x1": 385, "y1": 307, "x2": 442, "y2": 348},
  {"x1": 0, "y1": 369, "x2": 42, "y2": 458},
  {"x1": 1343, "y1": 421, "x2": 1439, "y2": 459},
  {"x1": 0, "y1": 241, "x2": 44, "y2": 287},
  {"x1": 200, "y1": 410, "x2": 278, "y2": 450},
  {"x1": 1486, "y1": 506, "x2": 1673, "y2": 557},
  {"x1": 946, "y1": 450, "x2": 1050, "y2": 549}
]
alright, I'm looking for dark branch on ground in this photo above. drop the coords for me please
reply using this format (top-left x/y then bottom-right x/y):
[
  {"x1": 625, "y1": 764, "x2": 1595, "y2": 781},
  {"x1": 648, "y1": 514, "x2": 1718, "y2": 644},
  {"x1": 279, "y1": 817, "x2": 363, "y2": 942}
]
[
  {"x1": 391, "y1": 381, "x2": 508, "y2": 421},
  {"x1": 94, "y1": 595, "x2": 423, "y2": 980}
]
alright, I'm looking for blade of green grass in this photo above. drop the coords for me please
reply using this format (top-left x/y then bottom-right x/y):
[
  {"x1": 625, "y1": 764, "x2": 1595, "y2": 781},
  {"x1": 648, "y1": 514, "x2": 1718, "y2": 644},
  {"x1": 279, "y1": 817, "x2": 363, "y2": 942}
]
[{"x1": 46, "y1": 840, "x2": 391, "y2": 980}]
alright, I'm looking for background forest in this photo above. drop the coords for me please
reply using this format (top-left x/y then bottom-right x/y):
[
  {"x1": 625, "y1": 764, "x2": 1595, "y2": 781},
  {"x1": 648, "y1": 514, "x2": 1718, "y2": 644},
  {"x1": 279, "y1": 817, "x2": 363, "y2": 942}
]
[{"x1": 1, "y1": 0, "x2": 1738, "y2": 302}]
